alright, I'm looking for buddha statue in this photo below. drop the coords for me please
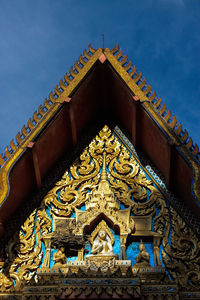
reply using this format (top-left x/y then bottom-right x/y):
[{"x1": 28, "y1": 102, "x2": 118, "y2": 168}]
[
  {"x1": 53, "y1": 247, "x2": 67, "y2": 268},
  {"x1": 134, "y1": 241, "x2": 150, "y2": 267},
  {"x1": 85, "y1": 228, "x2": 118, "y2": 265},
  {"x1": 91, "y1": 229, "x2": 113, "y2": 255}
]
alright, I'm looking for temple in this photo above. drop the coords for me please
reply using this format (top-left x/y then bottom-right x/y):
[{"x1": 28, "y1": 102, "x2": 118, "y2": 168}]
[{"x1": 0, "y1": 44, "x2": 200, "y2": 299}]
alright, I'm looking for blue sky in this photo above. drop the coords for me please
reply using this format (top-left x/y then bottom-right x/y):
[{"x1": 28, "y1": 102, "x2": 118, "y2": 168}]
[{"x1": 0, "y1": 0, "x2": 199, "y2": 154}]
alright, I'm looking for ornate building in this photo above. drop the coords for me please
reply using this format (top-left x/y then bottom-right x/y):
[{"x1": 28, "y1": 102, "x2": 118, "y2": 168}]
[{"x1": 0, "y1": 44, "x2": 200, "y2": 299}]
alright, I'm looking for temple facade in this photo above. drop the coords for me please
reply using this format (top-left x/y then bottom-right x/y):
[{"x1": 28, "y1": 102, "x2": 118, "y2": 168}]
[{"x1": 0, "y1": 44, "x2": 200, "y2": 299}]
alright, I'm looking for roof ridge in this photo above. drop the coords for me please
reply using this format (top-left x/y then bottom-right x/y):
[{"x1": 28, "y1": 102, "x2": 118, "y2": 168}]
[
  {"x1": 110, "y1": 44, "x2": 200, "y2": 164},
  {"x1": 0, "y1": 44, "x2": 97, "y2": 169}
]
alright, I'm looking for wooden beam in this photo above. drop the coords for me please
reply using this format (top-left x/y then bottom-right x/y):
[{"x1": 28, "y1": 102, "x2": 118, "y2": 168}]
[
  {"x1": 64, "y1": 98, "x2": 77, "y2": 146},
  {"x1": 167, "y1": 140, "x2": 175, "y2": 189},
  {"x1": 70, "y1": 105, "x2": 77, "y2": 146},
  {"x1": 0, "y1": 219, "x2": 4, "y2": 237},
  {"x1": 27, "y1": 142, "x2": 42, "y2": 189},
  {"x1": 132, "y1": 96, "x2": 140, "y2": 147}
]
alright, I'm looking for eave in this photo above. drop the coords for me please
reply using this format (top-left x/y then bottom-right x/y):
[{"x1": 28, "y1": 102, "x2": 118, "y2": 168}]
[{"x1": 0, "y1": 44, "x2": 199, "y2": 237}]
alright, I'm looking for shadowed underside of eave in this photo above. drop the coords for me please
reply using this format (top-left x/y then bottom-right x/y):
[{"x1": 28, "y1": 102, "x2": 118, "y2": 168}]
[{"x1": 0, "y1": 45, "x2": 199, "y2": 238}]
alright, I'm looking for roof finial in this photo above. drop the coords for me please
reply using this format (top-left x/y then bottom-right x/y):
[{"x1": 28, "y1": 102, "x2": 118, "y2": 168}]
[
  {"x1": 102, "y1": 34, "x2": 104, "y2": 50},
  {"x1": 101, "y1": 151, "x2": 107, "y2": 182}
]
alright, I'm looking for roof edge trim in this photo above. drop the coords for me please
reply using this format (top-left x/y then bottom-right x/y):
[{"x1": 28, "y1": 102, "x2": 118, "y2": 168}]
[
  {"x1": 0, "y1": 45, "x2": 102, "y2": 204},
  {"x1": 104, "y1": 45, "x2": 200, "y2": 205},
  {"x1": 106, "y1": 44, "x2": 200, "y2": 165}
]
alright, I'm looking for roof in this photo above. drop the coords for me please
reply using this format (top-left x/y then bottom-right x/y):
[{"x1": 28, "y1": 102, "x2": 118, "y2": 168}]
[{"x1": 0, "y1": 44, "x2": 200, "y2": 236}]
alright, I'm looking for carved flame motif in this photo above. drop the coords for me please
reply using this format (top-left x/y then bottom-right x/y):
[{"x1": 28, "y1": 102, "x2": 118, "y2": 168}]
[{"x1": 0, "y1": 125, "x2": 200, "y2": 293}]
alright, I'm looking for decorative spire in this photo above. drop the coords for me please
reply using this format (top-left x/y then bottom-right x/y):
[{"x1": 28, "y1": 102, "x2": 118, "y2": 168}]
[
  {"x1": 101, "y1": 151, "x2": 107, "y2": 182},
  {"x1": 85, "y1": 147, "x2": 120, "y2": 211}
]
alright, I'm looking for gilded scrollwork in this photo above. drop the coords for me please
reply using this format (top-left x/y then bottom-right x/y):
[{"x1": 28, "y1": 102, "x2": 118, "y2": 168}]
[{"x1": 0, "y1": 125, "x2": 200, "y2": 294}]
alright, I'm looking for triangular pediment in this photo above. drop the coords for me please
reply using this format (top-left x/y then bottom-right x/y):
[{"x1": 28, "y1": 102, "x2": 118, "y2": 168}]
[{"x1": 0, "y1": 125, "x2": 200, "y2": 298}]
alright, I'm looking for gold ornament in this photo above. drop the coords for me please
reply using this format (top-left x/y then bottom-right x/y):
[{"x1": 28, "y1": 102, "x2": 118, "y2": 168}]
[{"x1": 0, "y1": 125, "x2": 200, "y2": 297}]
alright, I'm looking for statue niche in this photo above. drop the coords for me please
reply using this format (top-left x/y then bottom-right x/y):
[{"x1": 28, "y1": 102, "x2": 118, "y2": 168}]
[
  {"x1": 86, "y1": 220, "x2": 119, "y2": 264},
  {"x1": 91, "y1": 230, "x2": 113, "y2": 255}
]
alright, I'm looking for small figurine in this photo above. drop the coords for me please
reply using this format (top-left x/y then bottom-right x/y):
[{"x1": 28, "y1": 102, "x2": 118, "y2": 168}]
[
  {"x1": 134, "y1": 240, "x2": 150, "y2": 267},
  {"x1": 53, "y1": 247, "x2": 67, "y2": 268}
]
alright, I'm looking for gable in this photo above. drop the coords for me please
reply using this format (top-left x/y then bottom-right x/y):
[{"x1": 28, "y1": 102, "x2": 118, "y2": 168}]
[{"x1": 0, "y1": 125, "x2": 199, "y2": 298}]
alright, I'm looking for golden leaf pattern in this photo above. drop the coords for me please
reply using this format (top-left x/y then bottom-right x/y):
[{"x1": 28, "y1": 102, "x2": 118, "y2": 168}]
[{"x1": 0, "y1": 125, "x2": 199, "y2": 293}]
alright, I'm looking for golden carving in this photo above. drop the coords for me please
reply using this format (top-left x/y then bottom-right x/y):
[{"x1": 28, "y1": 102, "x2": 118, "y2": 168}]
[
  {"x1": 0, "y1": 125, "x2": 200, "y2": 297},
  {"x1": 73, "y1": 150, "x2": 134, "y2": 239}
]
